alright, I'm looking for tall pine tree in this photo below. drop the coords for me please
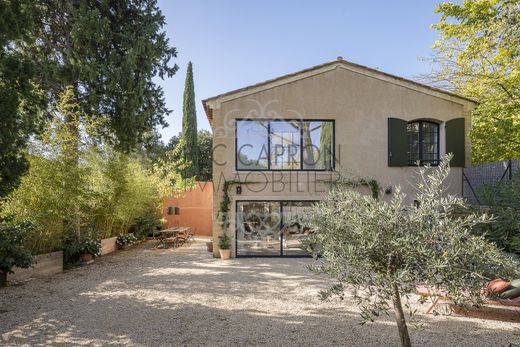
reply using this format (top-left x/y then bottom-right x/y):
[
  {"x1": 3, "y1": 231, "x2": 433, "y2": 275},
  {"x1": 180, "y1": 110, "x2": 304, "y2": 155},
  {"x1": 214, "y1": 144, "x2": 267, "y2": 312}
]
[
  {"x1": 180, "y1": 62, "x2": 198, "y2": 179},
  {"x1": 0, "y1": 0, "x2": 46, "y2": 198},
  {"x1": 1, "y1": 1, "x2": 178, "y2": 239},
  {"x1": 28, "y1": 0, "x2": 178, "y2": 151}
]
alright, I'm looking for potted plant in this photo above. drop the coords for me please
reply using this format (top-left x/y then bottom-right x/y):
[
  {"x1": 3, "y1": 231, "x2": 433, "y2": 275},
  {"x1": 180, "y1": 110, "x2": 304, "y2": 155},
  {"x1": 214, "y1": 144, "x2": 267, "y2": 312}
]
[
  {"x1": 0, "y1": 219, "x2": 35, "y2": 287},
  {"x1": 218, "y1": 234, "x2": 231, "y2": 260},
  {"x1": 64, "y1": 235, "x2": 101, "y2": 265},
  {"x1": 80, "y1": 252, "x2": 94, "y2": 264},
  {"x1": 79, "y1": 237, "x2": 101, "y2": 264}
]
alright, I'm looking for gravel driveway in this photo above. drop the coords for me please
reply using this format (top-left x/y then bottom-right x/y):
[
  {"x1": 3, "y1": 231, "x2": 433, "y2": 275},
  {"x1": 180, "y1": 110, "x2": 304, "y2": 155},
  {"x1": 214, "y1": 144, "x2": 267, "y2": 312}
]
[{"x1": 1, "y1": 240, "x2": 519, "y2": 347}]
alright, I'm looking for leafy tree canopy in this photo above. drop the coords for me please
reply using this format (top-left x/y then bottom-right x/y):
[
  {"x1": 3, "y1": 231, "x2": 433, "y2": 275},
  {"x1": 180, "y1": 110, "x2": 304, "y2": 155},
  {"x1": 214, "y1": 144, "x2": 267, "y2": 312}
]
[
  {"x1": 431, "y1": 0, "x2": 520, "y2": 163},
  {"x1": 26, "y1": 0, "x2": 178, "y2": 151},
  {"x1": 0, "y1": 0, "x2": 46, "y2": 197},
  {"x1": 165, "y1": 129, "x2": 212, "y2": 181},
  {"x1": 1, "y1": 0, "x2": 178, "y2": 197},
  {"x1": 197, "y1": 129, "x2": 213, "y2": 181}
]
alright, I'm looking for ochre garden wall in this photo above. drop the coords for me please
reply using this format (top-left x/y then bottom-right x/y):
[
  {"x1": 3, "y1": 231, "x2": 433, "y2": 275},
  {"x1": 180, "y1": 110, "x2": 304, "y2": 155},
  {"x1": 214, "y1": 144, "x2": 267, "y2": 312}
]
[{"x1": 162, "y1": 182, "x2": 213, "y2": 236}]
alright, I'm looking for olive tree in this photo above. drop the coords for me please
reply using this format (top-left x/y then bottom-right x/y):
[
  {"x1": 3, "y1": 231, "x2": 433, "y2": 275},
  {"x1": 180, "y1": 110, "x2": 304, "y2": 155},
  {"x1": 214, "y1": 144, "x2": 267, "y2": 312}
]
[{"x1": 304, "y1": 156, "x2": 519, "y2": 347}]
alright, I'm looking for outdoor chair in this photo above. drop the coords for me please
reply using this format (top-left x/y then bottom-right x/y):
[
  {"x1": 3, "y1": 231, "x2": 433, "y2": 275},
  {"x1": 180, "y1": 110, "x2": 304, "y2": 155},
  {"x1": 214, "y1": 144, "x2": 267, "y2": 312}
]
[
  {"x1": 175, "y1": 228, "x2": 193, "y2": 247},
  {"x1": 153, "y1": 227, "x2": 180, "y2": 249},
  {"x1": 164, "y1": 235, "x2": 179, "y2": 248}
]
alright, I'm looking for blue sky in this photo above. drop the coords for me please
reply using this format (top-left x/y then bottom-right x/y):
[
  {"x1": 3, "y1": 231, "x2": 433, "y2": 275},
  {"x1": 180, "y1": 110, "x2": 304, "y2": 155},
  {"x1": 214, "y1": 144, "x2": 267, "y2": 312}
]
[{"x1": 156, "y1": 0, "x2": 449, "y2": 143}]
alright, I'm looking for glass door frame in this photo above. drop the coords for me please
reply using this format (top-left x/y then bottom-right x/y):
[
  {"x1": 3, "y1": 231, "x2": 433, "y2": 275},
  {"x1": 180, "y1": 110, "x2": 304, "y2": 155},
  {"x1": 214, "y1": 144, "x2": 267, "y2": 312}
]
[{"x1": 235, "y1": 200, "x2": 317, "y2": 258}]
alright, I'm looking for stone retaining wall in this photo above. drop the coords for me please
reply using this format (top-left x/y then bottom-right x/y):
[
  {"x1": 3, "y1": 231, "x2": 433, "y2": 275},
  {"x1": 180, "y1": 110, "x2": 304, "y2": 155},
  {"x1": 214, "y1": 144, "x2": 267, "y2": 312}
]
[
  {"x1": 100, "y1": 236, "x2": 117, "y2": 255},
  {"x1": 8, "y1": 251, "x2": 63, "y2": 283}
]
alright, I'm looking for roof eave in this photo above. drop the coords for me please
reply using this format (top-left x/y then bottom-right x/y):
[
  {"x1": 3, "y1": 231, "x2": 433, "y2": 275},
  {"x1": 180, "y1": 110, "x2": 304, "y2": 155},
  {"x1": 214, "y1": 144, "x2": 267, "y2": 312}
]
[{"x1": 202, "y1": 58, "x2": 478, "y2": 124}]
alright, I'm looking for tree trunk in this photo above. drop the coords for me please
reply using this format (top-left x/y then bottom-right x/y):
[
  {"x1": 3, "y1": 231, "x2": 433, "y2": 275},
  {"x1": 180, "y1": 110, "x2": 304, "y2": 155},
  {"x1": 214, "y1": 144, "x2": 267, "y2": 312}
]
[
  {"x1": 0, "y1": 271, "x2": 7, "y2": 287},
  {"x1": 64, "y1": 85, "x2": 81, "y2": 240},
  {"x1": 392, "y1": 283, "x2": 412, "y2": 347},
  {"x1": 302, "y1": 122, "x2": 314, "y2": 165},
  {"x1": 63, "y1": 116, "x2": 81, "y2": 240}
]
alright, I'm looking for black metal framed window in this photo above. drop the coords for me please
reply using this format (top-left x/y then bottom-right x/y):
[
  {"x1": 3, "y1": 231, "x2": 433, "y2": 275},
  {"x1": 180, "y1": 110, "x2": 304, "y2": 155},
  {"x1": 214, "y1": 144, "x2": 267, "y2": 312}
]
[
  {"x1": 407, "y1": 121, "x2": 440, "y2": 166},
  {"x1": 235, "y1": 119, "x2": 335, "y2": 171},
  {"x1": 236, "y1": 120, "x2": 269, "y2": 170}
]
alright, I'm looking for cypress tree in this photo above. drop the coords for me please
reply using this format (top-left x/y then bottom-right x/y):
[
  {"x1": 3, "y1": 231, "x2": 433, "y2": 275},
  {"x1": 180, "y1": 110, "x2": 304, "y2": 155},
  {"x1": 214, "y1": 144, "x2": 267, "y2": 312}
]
[
  {"x1": 180, "y1": 62, "x2": 198, "y2": 179},
  {"x1": 319, "y1": 122, "x2": 333, "y2": 170}
]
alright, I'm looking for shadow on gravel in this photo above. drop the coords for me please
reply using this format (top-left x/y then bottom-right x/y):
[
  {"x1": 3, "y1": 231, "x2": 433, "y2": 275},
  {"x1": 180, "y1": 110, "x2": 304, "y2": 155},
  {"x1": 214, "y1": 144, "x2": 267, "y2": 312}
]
[{"x1": 1, "y1": 242, "x2": 519, "y2": 346}]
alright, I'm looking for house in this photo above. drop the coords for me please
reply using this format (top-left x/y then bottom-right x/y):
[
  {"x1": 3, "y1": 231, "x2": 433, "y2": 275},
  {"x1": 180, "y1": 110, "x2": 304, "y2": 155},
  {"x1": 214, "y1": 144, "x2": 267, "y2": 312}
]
[{"x1": 202, "y1": 57, "x2": 477, "y2": 258}]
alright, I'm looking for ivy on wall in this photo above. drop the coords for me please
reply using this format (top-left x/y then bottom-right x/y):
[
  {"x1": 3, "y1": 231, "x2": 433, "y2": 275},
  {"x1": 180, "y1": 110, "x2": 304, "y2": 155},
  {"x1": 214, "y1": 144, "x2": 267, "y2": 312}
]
[
  {"x1": 320, "y1": 176, "x2": 381, "y2": 200},
  {"x1": 345, "y1": 177, "x2": 381, "y2": 200},
  {"x1": 219, "y1": 181, "x2": 234, "y2": 232},
  {"x1": 218, "y1": 181, "x2": 259, "y2": 234}
]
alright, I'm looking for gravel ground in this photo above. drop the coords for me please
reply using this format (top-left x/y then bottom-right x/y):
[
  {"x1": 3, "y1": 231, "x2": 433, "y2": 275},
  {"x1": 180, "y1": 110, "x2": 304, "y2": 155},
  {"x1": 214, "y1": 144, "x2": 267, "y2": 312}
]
[{"x1": 1, "y1": 240, "x2": 519, "y2": 347}]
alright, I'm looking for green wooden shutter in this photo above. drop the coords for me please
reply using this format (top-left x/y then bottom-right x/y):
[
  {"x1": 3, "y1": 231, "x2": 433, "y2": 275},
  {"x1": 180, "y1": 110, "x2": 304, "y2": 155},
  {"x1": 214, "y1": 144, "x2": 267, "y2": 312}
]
[
  {"x1": 445, "y1": 118, "x2": 465, "y2": 167},
  {"x1": 388, "y1": 117, "x2": 408, "y2": 167}
]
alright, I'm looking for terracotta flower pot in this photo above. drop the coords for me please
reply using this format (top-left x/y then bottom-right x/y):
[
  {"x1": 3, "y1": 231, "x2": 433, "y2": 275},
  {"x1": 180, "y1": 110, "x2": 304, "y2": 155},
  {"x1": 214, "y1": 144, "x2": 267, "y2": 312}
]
[
  {"x1": 81, "y1": 253, "x2": 94, "y2": 264},
  {"x1": 206, "y1": 241, "x2": 213, "y2": 253},
  {"x1": 219, "y1": 249, "x2": 231, "y2": 260},
  {"x1": 487, "y1": 278, "x2": 511, "y2": 294}
]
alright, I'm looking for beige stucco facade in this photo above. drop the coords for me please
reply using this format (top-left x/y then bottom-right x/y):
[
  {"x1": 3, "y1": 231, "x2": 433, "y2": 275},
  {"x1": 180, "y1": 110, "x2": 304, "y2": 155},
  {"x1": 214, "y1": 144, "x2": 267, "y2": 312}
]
[{"x1": 204, "y1": 59, "x2": 477, "y2": 258}]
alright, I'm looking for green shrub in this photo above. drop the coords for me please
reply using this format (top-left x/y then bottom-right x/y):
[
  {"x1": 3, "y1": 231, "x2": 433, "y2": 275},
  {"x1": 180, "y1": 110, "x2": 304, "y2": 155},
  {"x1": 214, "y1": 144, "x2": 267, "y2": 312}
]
[
  {"x1": 2, "y1": 147, "x2": 178, "y2": 252},
  {"x1": 1, "y1": 101, "x2": 190, "y2": 255},
  {"x1": 128, "y1": 206, "x2": 163, "y2": 239},
  {"x1": 85, "y1": 150, "x2": 161, "y2": 238},
  {"x1": 0, "y1": 219, "x2": 35, "y2": 285},
  {"x1": 478, "y1": 170, "x2": 520, "y2": 254},
  {"x1": 116, "y1": 233, "x2": 138, "y2": 248},
  {"x1": 63, "y1": 235, "x2": 101, "y2": 264},
  {"x1": 1, "y1": 155, "x2": 76, "y2": 254}
]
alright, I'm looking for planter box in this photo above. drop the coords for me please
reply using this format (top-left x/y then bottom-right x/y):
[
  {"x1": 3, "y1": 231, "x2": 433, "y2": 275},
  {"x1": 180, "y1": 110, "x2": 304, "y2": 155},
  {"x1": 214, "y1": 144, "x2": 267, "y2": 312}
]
[
  {"x1": 100, "y1": 236, "x2": 117, "y2": 255},
  {"x1": 8, "y1": 251, "x2": 63, "y2": 283}
]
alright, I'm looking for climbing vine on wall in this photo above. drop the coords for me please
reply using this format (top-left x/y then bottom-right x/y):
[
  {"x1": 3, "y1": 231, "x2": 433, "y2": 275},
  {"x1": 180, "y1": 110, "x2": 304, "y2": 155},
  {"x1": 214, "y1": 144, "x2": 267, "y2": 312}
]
[
  {"x1": 347, "y1": 177, "x2": 381, "y2": 200},
  {"x1": 219, "y1": 181, "x2": 234, "y2": 232},
  {"x1": 218, "y1": 180, "x2": 259, "y2": 233},
  {"x1": 321, "y1": 175, "x2": 381, "y2": 200}
]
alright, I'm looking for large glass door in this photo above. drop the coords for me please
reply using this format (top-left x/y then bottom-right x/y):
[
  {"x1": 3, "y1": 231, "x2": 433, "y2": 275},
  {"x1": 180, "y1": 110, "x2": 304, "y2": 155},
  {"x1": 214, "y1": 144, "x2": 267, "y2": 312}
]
[
  {"x1": 281, "y1": 201, "x2": 314, "y2": 256},
  {"x1": 236, "y1": 200, "x2": 315, "y2": 257},
  {"x1": 236, "y1": 201, "x2": 281, "y2": 256}
]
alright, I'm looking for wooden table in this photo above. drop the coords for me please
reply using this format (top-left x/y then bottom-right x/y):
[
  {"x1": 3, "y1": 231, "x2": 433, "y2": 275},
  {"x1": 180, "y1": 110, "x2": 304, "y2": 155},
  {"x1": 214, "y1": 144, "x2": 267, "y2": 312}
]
[{"x1": 154, "y1": 227, "x2": 193, "y2": 248}]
